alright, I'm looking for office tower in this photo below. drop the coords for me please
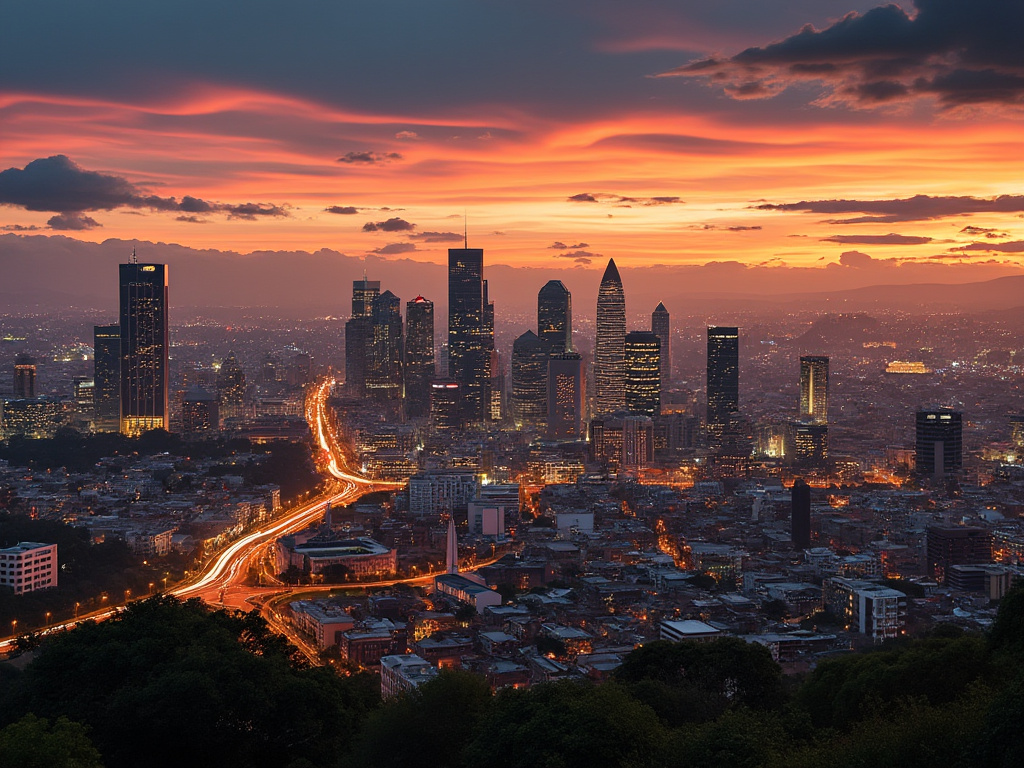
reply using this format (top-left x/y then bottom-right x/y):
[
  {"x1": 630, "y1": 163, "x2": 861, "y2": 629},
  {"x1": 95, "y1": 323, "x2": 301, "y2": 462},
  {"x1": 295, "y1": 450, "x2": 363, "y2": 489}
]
[
  {"x1": 916, "y1": 408, "x2": 963, "y2": 478},
  {"x1": 786, "y1": 421, "x2": 829, "y2": 464},
  {"x1": 538, "y1": 280, "x2": 572, "y2": 353},
  {"x1": 510, "y1": 330, "x2": 548, "y2": 426},
  {"x1": 430, "y1": 379, "x2": 462, "y2": 432},
  {"x1": 13, "y1": 354, "x2": 35, "y2": 399},
  {"x1": 217, "y1": 353, "x2": 246, "y2": 422},
  {"x1": 352, "y1": 277, "x2": 380, "y2": 318},
  {"x1": 119, "y1": 261, "x2": 168, "y2": 436},
  {"x1": 366, "y1": 290, "x2": 403, "y2": 400},
  {"x1": 488, "y1": 348, "x2": 505, "y2": 422},
  {"x1": 1010, "y1": 413, "x2": 1024, "y2": 452},
  {"x1": 624, "y1": 331, "x2": 661, "y2": 418},
  {"x1": 288, "y1": 352, "x2": 312, "y2": 387},
  {"x1": 799, "y1": 355, "x2": 829, "y2": 424},
  {"x1": 181, "y1": 387, "x2": 219, "y2": 433},
  {"x1": 706, "y1": 326, "x2": 739, "y2": 445},
  {"x1": 448, "y1": 247, "x2": 491, "y2": 423},
  {"x1": 651, "y1": 302, "x2": 670, "y2": 393},
  {"x1": 405, "y1": 296, "x2": 435, "y2": 418},
  {"x1": 93, "y1": 324, "x2": 120, "y2": 432},
  {"x1": 927, "y1": 526, "x2": 992, "y2": 583},
  {"x1": 547, "y1": 352, "x2": 584, "y2": 441},
  {"x1": 791, "y1": 479, "x2": 811, "y2": 550},
  {"x1": 594, "y1": 258, "x2": 626, "y2": 414}
]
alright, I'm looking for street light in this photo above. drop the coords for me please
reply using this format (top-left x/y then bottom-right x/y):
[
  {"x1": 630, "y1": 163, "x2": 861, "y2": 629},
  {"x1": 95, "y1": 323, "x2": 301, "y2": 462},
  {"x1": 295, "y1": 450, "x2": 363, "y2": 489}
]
[
  {"x1": 11, "y1": 619, "x2": 17, "y2": 635},
  {"x1": 74, "y1": 602, "x2": 80, "y2": 618},
  {"x1": 45, "y1": 611, "x2": 51, "y2": 626}
]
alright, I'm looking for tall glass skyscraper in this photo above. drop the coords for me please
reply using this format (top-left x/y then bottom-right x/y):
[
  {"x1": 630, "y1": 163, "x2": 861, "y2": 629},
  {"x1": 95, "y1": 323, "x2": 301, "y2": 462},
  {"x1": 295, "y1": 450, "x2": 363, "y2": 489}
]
[
  {"x1": 916, "y1": 408, "x2": 963, "y2": 478},
  {"x1": 538, "y1": 280, "x2": 572, "y2": 353},
  {"x1": 345, "y1": 278, "x2": 379, "y2": 397},
  {"x1": 448, "y1": 247, "x2": 492, "y2": 423},
  {"x1": 405, "y1": 296, "x2": 435, "y2": 418},
  {"x1": 510, "y1": 330, "x2": 548, "y2": 425},
  {"x1": 594, "y1": 258, "x2": 626, "y2": 414},
  {"x1": 119, "y1": 260, "x2": 168, "y2": 436},
  {"x1": 93, "y1": 324, "x2": 121, "y2": 431},
  {"x1": 651, "y1": 302, "x2": 670, "y2": 393},
  {"x1": 217, "y1": 353, "x2": 246, "y2": 422},
  {"x1": 547, "y1": 351, "x2": 583, "y2": 441},
  {"x1": 367, "y1": 290, "x2": 403, "y2": 400},
  {"x1": 706, "y1": 326, "x2": 739, "y2": 445},
  {"x1": 625, "y1": 331, "x2": 661, "y2": 418},
  {"x1": 799, "y1": 355, "x2": 829, "y2": 424}
]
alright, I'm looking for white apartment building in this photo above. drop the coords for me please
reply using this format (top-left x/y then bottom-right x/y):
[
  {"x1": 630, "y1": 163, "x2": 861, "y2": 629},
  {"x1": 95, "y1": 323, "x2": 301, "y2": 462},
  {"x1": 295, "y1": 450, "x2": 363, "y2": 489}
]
[{"x1": 0, "y1": 541, "x2": 58, "y2": 595}]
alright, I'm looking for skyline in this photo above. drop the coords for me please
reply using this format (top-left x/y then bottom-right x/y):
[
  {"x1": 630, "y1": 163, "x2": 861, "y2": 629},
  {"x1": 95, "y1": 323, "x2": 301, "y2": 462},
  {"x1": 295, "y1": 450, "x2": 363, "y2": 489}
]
[{"x1": 2, "y1": 0, "x2": 1024, "y2": 278}]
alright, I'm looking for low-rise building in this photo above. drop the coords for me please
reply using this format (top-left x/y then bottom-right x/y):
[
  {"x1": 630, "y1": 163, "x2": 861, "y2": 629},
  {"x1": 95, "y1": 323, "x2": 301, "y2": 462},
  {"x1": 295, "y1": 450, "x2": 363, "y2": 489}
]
[
  {"x1": 824, "y1": 577, "x2": 907, "y2": 642},
  {"x1": 660, "y1": 619, "x2": 722, "y2": 643},
  {"x1": 0, "y1": 541, "x2": 57, "y2": 595},
  {"x1": 380, "y1": 654, "x2": 438, "y2": 698}
]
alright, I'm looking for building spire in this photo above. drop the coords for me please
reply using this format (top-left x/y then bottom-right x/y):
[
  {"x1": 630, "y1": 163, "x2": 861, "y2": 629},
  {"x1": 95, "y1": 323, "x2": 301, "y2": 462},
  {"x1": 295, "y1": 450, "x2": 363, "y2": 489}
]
[
  {"x1": 463, "y1": 210, "x2": 468, "y2": 249},
  {"x1": 446, "y1": 517, "x2": 458, "y2": 574},
  {"x1": 131, "y1": 247, "x2": 138, "y2": 264}
]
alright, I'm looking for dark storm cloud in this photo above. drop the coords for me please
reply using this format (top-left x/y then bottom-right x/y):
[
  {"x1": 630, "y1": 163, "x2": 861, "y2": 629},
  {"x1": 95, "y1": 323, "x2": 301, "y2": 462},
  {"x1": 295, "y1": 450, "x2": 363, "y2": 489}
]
[
  {"x1": 337, "y1": 151, "x2": 402, "y2": 164},
  {"x1": 953, "y1": 240, "x2": 1024, "y2": 253},
  {"x1": 822, "y1": 233, "x2": 933, "y2": 245},
  {"x1": 325, "y1": 206, "x2": 359, "y2": 215},
  {"x1": 756, "y1": 194, "x2": 1024, "y2": 223},
  {"x1": 407, "y1": 231, "x2": 463, "y2": 242},
  {"x1": 568, "y1": 192, "x2": 682, "y2": 206},
  {"x1": 47, "y1": 212, "x2": 101, "y2": 230},
  {"x1": 0, "y1": 155, "x2": 288, "y2": 220},
  {"x1": 371, "y1": 242, "x2": 418, "y2": 255},
  {"x1": 362, "y1": 217, "x2": 415, "y2": 232},
  {"x1": 663, "y1": 0, "x2": 1024, "y2": 107}
]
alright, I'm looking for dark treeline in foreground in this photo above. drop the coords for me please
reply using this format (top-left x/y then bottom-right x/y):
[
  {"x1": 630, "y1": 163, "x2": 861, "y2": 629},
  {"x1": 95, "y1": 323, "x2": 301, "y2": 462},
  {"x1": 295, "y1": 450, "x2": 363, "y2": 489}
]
[{"x1": 3, "y1": 592, "x2": 1024, "y2": 768}]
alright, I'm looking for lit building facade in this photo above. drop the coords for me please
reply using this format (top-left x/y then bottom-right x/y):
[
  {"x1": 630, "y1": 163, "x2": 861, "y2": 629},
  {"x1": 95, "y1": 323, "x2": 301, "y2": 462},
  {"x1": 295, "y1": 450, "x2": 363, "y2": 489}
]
[
  {"x1": 404, "y1": 296, "x2": 435, "y2": 418},
  {"x1": 13, "y1": 354, "x2": 35, "y2": 399},
  {"x1": 799, "y1": 355, "x2": 829, "y2": 424},
  {"x1": 916, "y1": 408, "x2": 963, "y2": 478},
  {"x1": 448, "y1": 247, "x2": 492, "y2": 423},
  {"x1": 594, "y1": 258, "x2": 626, "y2": 414},
  {"x1": 119, "y1": 261, "x2": 169, "y2": 436},
  {"x1": 367, "y1": 290, "x2": 403, "y2": 401},
  {"x1": 0, "y1": 542, "x2": 57, "y2": 595},
  {"x1": 706, "y1": 326, "x2": 739, "y2": 445},
  {"x1": 93, "y1": 324, "x2": 121, "y2": 432},
  {"x1": 510, "y1": 330, "x2": 548, "y2": 426},
  {"x1": 651, "y1": 302, "x2": 670, "y2": 393},
  {"x1": 538, "y1": 280, "x2": 572, "y2": 353},
  {"x1": 217, "y1": 354, "x2": 246, "y2": 422},
  {"x1": 624, "y1": 330, "x2": 661, "y2": 418},
  {"x1": 547, "y1": 352, "x2": 584, "y2": 441}
]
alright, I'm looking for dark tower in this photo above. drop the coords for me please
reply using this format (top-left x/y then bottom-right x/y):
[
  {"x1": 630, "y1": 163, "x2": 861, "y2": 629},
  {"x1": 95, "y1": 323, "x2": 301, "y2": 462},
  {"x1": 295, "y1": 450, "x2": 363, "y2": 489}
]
[
  {"x1": 791, "y1": 479, "x2": 811, "y2": 550},
  {"x1": 510, "y1": 330, "x2": 548, "y2": 426},
  {"x1": 706, "y1": 326, "x2": 739, "y2": 445},
  {"x1": 538, "y1": 280, "x2": 572, "y2": 353},
  {"x1": 367, "y1": 290, "x2": 403, "y2": 401},
  {"x1": 448, "y1": 247, "x2": 491, "y2": 423},
  {"x1": 405, "y1": 296, "x2": 435, "y2": 418},
  {"x1": 352, "y1": 278, "x2": 380, "y2": 318},
  {"x1": 595, "y1": 258, "x2": 626, "y2": 414},
  {"x1": 651, "y1": 302, "x2": 670, "y2": 393},
  {"x1": 345, "y1": 278, "x2": 379, "y2": 398},
  {"x1": 799, "y1": 355, "x2": 829, "y2": 424},
  {"x1": 93, "y1": 324, "x2": 120, "y2": 432},
  {"x1": 916, "y1": 408, "x2": 963, "y2": 479},
  {"x1": 13, "y1": 354, "x2": 35, "y2": 400},
  {"x1": 547, "y1": 352, "x2": 584, "y2": 441},
  {"x1": 624, "y1": 331, "x2": 661, "y2": 418},
  {"x1": 217, "y1": 353, "x2": 246, "y2": 422},
  {"x1": 119, "y1": 260, "x2": 169, "y2": 436}
]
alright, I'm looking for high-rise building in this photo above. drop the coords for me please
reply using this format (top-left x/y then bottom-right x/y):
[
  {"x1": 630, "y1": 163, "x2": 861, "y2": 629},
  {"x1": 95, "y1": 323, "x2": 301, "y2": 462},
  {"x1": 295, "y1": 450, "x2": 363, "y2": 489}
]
[
  {"x1": 1009, "y1": 413, "x2": 1024, "y2": 452},
  {"x1": 799, "y1": 355, "x2": 829, "y2": 424},
  {"x1": 927, "y1": 526, "x2": 992, "y2": 583},
  {"x1": 345, "y1": 278, "x2": 379, "y2": 398},
  {"x1": 510, "y1": 330, "x2": 548, "y2": 426},
  {"x1": 624, "y1": 331, "x2": 661, "y2": 418},
  {"x1": 538, "y1": 280, "x2": 572, "y2": 353},
  {"x1": 706, "y1": 326, "x2": 739, "y2": 445},
  {"x1": 594, "y1": 258, "x2": 626, "y2": 414},
  {"x1": 352, "y1": 277, "x2": 380, "y2": 318},
  {"x1": 405, "y1": 296, "x2": 435, "y2": 418},
  {"x1": 786, "y1": 421, "x2": 829, "y2": 464},
  {"x1": 182, "y1": 387, "x2": 219, "y2": 433},
  {"x1": 547, "y1": 352, "x2": 584, "y2": 441},
  {"x1": 217, "y1": 353, "x2": 246, "y2": 422},
  {"x1": 13, "y1": 354, "x2": 35, "y2": 399},
  {"x1": 119, "y1": 261, "x2": 168, "y2": 436},
  {"x1": 791, "y1": 478, "x2": 811, "y2": 550},
  {"x1": 430, "y1": 379, "x2": 462, "y2": 432},
  {"x1": 651, "y1": 302, "x2": 670, "y2": 393},
  {"x1": 366, "y1": 290, "x2": 403, "y2": 400},
  {"x1": 448, "y1": 247, "x2": 491, "y2": 423},
  {"x1": 916, "y1": 408, "x2": 963, "y2": 478},
  {"x1": 93, "y1": 324, "x2": 120, "y2": 432}
]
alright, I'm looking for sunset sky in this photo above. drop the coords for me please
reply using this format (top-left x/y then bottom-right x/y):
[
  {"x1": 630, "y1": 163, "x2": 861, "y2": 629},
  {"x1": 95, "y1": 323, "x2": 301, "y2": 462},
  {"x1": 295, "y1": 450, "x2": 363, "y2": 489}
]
[{"x1": 2, "y1": 0, "x2": 1024, "y2": 278}]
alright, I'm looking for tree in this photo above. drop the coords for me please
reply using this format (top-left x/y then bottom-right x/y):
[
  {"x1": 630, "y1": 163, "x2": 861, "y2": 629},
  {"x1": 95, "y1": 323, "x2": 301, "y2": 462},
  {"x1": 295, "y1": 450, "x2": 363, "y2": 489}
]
[{"x1": 0, "y1": 714, "x2": 103, "y2": 768}]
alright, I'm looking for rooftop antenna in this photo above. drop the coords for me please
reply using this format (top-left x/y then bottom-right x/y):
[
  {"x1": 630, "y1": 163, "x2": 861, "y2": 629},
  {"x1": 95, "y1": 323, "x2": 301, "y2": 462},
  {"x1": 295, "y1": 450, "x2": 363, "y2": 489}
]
[
  {"x1": 464, "y1": 209, "x2": 468, "y2": 249},
  {"x1": 130, "y1": 247, "x2": 138, "y2": 264}
]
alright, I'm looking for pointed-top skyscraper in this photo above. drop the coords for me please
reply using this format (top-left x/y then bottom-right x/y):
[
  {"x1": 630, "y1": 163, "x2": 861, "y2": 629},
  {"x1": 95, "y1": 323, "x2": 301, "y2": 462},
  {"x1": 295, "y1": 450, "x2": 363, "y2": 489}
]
[
  {"x1": 652, "y1": 302, "x2": 670, "y2": 394},
  {"x1": 595, "y1": 258, "x2": 626, "y2": 414}
]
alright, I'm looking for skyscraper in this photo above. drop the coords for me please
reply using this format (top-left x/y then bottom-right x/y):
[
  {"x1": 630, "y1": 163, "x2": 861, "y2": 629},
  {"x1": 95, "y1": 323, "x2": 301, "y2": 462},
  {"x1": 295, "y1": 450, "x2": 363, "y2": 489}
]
[
  {"x1": 791, "y1": 479, "x2": 811, "y2": 550},
  {"x1": 538, "y1": 280, "x2": 572, "y2": 353},
  {"x1": 352, "y1": 277, "x2": 380, "y2": 317},
  {"x1": 916, "y1": 408, "x2": 963, "y2": 478},
  {"x1": 13, "y1": 354, "x2": 35, "y2": 399},
  {"x1": 624, "y1": 331, "x2": 661, "y2": 418},
  {"x1": 345, "y1": 278, "x2": 379, "y2": 398},
  {"x1": 93, "y1": 324, "x2": 120, "y2": 432},
  {"x1": 366, "y1": 290, "x2": 403, "y2": 400},
  {"x1": 119, "y1": 260, "x2": 168, "y2": 436},
  {"x1": 547, "y1": 352, "x2": 584, "y2": 441},
  {"x1": 217, "y1": 353, "x2": 246, "y2": 422},
  {"x1": 510, "y1": 330, "x2": 548, "y2": 426},
  {"x1": 706, "y1": 326, "x2": 739, "y2": 445},
  {"x1": 405, "y1": 296, "x2": 435, "y2": 418},
  {"x1": 448, "y1": 247, "x2": 491, "y2": 423},
  {"x1": 799, "y1": 355, "x2": 829, "y2": 424},
  {"x1": 594, "y1": 258, "x2": 626, "y2": 414},
  {"x1": 651, "y1": 302, "x2": 670, "y2": 393}
]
